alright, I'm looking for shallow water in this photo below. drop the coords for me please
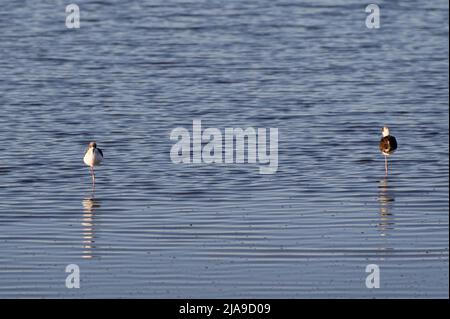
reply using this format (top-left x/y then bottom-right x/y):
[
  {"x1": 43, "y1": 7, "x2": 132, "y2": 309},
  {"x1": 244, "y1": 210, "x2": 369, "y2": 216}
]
[{"x1": 0, "y1": 0, "x2": 448, "y2": 298}]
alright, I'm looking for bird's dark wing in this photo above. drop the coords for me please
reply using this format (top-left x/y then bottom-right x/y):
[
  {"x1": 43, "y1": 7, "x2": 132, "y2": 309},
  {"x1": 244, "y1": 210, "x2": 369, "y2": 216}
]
[
  {"x1": 379, "y1": 136, "x2": 397, "y2": 154},
  {"x1": 389, "y1": 136, "x2": 397, "y2": 151},
  {"x1": 97, "y1": 148, "x2": 103, "y2": 157}
]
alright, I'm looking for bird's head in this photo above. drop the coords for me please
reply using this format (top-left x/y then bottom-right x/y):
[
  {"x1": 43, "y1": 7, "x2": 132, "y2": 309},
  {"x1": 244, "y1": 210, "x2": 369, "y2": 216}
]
[
  {"x1": 382, "y1": 126, "x2": 390, "y2": 137},
  {"x1": 88, "y1": 141, "x2": 97, "y2": 149}
]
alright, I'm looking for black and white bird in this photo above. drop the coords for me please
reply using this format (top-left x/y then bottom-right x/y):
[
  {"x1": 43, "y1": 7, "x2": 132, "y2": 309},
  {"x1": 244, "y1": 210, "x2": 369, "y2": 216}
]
[
  {"x1": 83, "y1": 141, "x2": 103, "y2": 189},
  {"x1": 379, "y1": 126, "x2": 397, "y2": 175}
]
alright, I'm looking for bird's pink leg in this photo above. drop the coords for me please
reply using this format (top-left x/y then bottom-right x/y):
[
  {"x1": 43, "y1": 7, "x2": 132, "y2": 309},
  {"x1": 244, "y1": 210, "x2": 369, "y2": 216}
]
[
  {"x1": 90, "y1": 167, "x2": 95, "y2": 191},
  {"x1": 384, "y1": 156, "x2": 388, "y2": 175}
]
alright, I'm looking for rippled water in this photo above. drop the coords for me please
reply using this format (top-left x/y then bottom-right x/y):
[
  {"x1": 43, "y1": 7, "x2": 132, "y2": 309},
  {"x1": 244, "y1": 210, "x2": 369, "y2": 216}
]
[{"x1": 0, "y1": 0, "x2": 448, "y2": 298}]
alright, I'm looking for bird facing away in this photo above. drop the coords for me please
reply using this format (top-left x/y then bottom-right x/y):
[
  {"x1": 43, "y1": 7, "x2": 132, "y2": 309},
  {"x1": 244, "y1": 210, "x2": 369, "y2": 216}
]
[
  {"x1": 379, "y1": 127, "x2": 397, "y2": 175},
  {"x1": 83, "y1": 141, "x2": 103, "y2": 190}
]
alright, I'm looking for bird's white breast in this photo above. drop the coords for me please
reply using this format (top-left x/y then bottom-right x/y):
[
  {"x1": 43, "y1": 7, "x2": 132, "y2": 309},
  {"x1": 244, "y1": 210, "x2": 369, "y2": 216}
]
[{"x1": 83, "y1": 148, "x2": 103, "y2": 167}]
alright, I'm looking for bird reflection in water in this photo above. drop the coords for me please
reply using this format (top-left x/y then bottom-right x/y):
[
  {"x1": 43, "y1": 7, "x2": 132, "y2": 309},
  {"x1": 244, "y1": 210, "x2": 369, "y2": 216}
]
[
  {"x1": 377, "y1": 177, "x2": 395, "y2": 237},
  {"x1": 81, "y1": 197, "x2": 101, "y2": 259}
]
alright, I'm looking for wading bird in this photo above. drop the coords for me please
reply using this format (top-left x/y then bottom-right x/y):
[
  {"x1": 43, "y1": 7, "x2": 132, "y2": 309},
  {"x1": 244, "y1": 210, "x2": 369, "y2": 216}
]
[
  {"x1": 83, "y1": 141, "x2": 103, "y2": 190},
  {"x1": 379, "y1": 127, "x2": 397, "y2": 175}
]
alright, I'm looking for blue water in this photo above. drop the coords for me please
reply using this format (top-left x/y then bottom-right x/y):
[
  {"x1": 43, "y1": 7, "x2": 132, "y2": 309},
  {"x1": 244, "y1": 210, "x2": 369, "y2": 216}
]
[{"x1": 0, "y1": 0, "x2": 448, "y2": 298}]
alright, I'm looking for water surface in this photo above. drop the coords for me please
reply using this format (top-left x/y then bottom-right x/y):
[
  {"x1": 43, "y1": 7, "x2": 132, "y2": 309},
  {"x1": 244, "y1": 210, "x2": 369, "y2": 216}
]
[{"x1": 0, "y1": 0, "x2": 448, "y2": 298}]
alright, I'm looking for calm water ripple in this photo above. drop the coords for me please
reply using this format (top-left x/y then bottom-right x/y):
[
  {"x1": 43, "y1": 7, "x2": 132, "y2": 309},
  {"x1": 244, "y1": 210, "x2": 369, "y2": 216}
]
[{"x1": 0, "y1": 0, "x2": 448, "y2": 298}]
